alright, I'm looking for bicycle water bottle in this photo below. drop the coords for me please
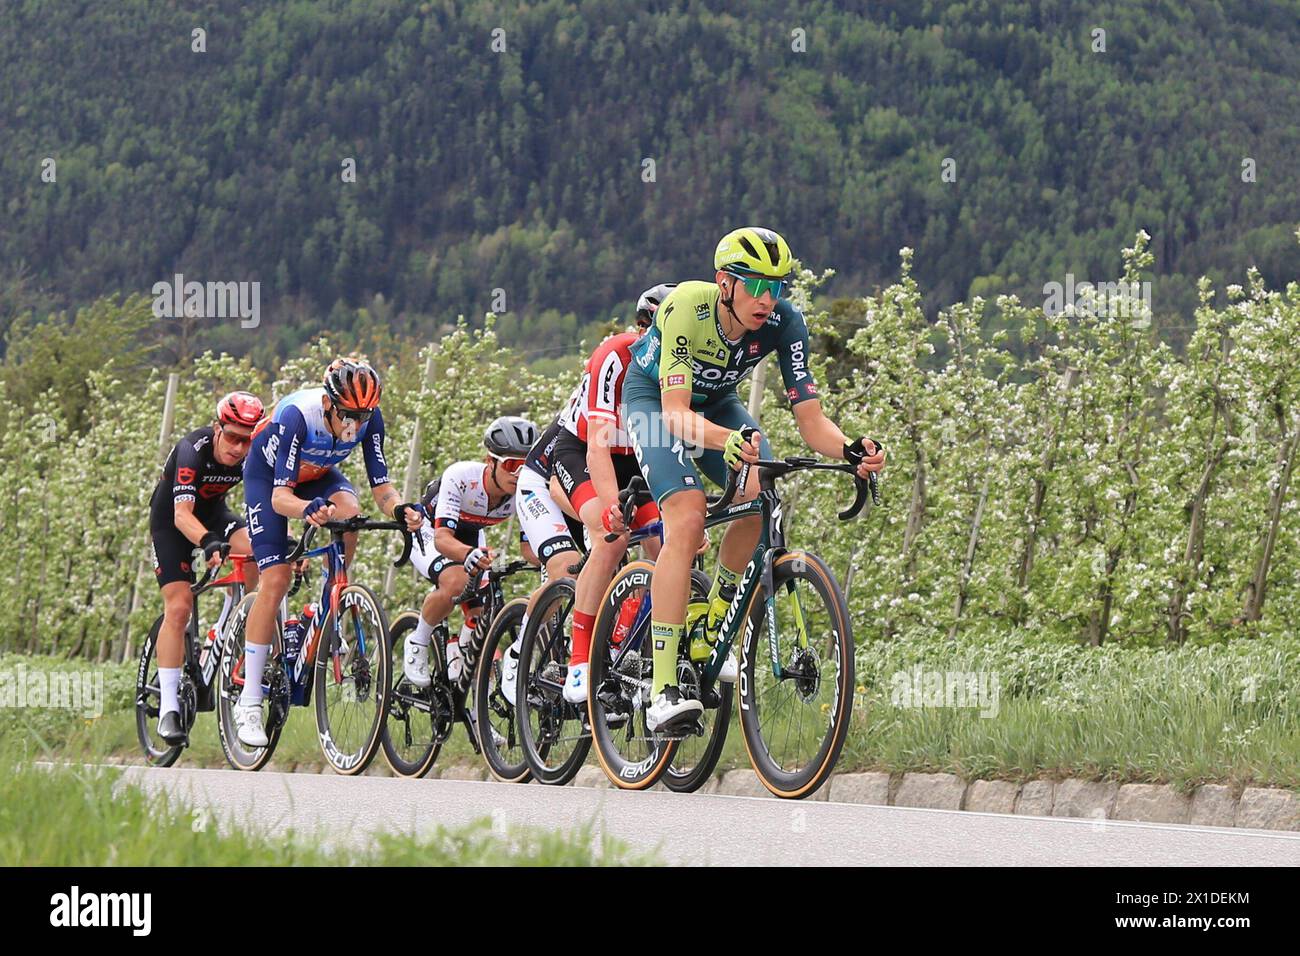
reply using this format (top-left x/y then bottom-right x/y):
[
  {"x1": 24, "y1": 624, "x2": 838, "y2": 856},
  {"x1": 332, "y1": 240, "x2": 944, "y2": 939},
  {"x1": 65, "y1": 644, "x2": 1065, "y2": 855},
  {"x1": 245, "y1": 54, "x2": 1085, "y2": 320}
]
[
  {"x1": 198, "y1": 626, "x2": 217, "y2": 671},
  {"x1": 282, "y1": 615, "x2": 304, "y2": 686},
  {"x1": 612, "y1": 594, "x2": 644, "y2": 648},
  {"x1": 290, "y1": 603, "x2": 319, "y2": 687}
]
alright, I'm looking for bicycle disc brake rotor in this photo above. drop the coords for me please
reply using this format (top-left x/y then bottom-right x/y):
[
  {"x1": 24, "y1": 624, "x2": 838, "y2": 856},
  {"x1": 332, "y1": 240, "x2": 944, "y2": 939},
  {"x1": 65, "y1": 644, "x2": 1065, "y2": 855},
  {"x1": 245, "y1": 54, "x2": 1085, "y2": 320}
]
[
  {"x1": 350, "y1": 655, "x2": 372, "y2": 702},
  {"x1": 787, "y1": 645, "x2": 821, "y2": 702}
]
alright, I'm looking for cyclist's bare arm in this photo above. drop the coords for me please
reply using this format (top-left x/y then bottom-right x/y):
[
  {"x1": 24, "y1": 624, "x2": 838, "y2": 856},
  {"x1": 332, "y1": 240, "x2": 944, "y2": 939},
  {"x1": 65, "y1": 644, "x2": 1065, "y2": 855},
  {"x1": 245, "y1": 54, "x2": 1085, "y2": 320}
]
[
  {"x1": 271, "y1": 485, "x2": 334, "y2": 523},
  {"x1": 585, "y1": 417, "x2": 622, "y2": 508},
  {"x1": 661, "y1": 388, "x2": 740, "y2": 452},
  {"x1": 792, "y1": 401, "x2": 885, "y2": 476},
  {"x1": 171, "y1": 499, "x2": 210, "y2": 548},
  {"x1": 433, "y1": 526, "x2": 490, "y2": 566}
]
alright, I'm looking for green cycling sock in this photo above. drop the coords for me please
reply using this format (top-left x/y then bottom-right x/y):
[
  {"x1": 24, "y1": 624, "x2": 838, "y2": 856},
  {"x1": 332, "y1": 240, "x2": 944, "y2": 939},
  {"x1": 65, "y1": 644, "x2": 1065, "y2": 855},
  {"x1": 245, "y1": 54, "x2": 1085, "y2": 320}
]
[{"x1": 650, "y1": 619, "x2": 684, "y2": 695}]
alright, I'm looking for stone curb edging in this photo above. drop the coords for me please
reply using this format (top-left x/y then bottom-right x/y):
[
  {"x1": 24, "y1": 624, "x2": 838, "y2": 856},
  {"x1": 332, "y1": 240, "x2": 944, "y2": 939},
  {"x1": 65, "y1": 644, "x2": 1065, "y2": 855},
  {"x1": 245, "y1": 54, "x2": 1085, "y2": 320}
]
[
  {"x1": 558, "y1": 766, "x2": 1300, "y2": 832},
  {"x1": 100, "y1": 754, "x2": 1300, "y2": 832}
]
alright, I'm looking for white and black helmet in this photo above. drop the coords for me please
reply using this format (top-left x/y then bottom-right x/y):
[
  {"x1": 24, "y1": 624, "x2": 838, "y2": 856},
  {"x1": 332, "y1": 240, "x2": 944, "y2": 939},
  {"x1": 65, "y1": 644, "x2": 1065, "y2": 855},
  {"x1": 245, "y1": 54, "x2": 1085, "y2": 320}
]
[
  {"x1": 635, "y1": 283, "x2": 677, "y2": 327},
  {"x1": 484, "y1": 415, "x2": 538, "y2": 457}
]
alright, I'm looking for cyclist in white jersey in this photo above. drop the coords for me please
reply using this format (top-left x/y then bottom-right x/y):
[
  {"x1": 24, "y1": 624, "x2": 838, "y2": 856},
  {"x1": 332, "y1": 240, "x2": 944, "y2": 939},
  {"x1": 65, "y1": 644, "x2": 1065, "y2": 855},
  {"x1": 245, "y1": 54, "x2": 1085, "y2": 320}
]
[{"x1": 403, "y1": 417, "x2": 540, "y2": 686}]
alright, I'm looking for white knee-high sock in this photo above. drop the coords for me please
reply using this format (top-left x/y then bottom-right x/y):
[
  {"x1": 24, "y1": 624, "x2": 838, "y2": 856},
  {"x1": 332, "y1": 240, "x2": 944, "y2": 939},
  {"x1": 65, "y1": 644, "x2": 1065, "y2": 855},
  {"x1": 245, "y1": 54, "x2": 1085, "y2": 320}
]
[
  {"x1": 158, "y1": 667, "x2": 181, "y2": 716},
  {"x1": 239, "y1": 643, "x2": 270, "y2": 706}
]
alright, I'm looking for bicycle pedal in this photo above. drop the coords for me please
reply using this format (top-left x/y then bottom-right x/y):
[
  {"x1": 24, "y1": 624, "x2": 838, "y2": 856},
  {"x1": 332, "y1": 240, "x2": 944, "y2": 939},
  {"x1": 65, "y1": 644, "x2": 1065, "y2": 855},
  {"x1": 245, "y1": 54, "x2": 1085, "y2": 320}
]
[{"x1": 656, "y1": 716, "x2": 704, "y2": 740}]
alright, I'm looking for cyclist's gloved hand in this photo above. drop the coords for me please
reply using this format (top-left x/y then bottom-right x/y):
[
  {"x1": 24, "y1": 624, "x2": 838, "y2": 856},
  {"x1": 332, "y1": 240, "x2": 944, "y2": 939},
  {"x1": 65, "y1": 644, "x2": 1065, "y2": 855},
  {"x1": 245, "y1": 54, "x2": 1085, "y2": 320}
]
[
  {"x1": 463, "y1": 546, "x2": 490, "y2": 574},
  {"x1": 723, "y1": 426, "x2": 760, "y2": 470},
  {"x1": 200, "y1": 531, "x2": 227, "y2": 568},
  {"x1": 601, "y1": 502, "x2": 626, "y2": 534},
  {"x1": 394, "y1": 502, "x2": 426, "y2": 530},
  {"x1": 303, "y1": 496, "x2": 332, "y2": 526},
  {"x1": 844, "y1": 437, "x2": 884, "y2": 479}
]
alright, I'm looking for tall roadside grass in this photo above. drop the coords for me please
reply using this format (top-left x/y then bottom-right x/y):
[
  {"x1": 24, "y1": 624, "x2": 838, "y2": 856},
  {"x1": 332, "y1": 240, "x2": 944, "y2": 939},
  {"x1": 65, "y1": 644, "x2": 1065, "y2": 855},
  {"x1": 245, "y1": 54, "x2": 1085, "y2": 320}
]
[
  {"x1": 6, "y1": 634, "x2": 1299, "y2": 790},
  {"x1": 842, "y1": 630, "x2": 1300, "y2": 789}
]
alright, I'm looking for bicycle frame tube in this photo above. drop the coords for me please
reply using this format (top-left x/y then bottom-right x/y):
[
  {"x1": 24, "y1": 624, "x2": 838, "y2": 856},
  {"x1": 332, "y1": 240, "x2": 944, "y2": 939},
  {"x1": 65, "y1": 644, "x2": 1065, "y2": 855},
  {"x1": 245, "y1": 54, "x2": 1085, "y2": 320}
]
[{"x1": 700, "y1": 484, "x2": 790, "y2": 685}]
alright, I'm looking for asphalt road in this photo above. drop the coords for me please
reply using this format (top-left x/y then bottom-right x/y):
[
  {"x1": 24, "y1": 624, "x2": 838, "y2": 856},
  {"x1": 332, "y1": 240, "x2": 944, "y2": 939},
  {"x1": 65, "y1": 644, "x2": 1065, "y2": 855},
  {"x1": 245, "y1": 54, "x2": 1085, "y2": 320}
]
[{"x1": 116, "y1": 766, "x2": 1300, "y2": 866}]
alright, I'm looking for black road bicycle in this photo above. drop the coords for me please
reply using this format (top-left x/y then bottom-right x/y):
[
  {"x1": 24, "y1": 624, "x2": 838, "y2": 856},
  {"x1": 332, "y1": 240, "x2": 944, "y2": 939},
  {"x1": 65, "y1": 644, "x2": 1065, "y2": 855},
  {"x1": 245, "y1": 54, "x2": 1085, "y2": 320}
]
[
  {"x1": 381, "y1": 559, "x2": 536, "y2": 779},
  {"x1": 588, "y1": 449, "x2": 879, "y2": 798},
  {"x1": 216, "y1": 517, "x2": 412, "y2": 774},
  {"x1": 514, "y1": 482, "x2": 716, "y2": 789},
  {"x1": 135, "y1": 545, "x2": 249, "y2": 766}
]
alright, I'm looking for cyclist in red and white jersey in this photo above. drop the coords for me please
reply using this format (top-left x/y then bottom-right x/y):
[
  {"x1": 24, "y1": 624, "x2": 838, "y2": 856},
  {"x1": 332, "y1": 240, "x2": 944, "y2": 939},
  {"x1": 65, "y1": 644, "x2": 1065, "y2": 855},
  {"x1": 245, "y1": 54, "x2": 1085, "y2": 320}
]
[{"x1": 504, "y1": 285, "x2": 673, "y2": 705}]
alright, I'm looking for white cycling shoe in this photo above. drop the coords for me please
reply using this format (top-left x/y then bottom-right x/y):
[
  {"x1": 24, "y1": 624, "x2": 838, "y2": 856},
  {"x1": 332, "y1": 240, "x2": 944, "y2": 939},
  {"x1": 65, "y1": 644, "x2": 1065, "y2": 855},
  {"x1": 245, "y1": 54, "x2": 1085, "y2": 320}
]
[
  {"x1": 646, "y1": 685, "x2": 703, "y2": 732},
  {"x1": 403, "y1": 636, "x2": 432, "y2": 688},
  {"x1": 562, "y1": 663, "x2": 588, "y2": 704},
  {"x1": 718, "y1": 650, "x2": 738, "y2": 683},
  {"x1": 445, "y1": 643, "x2": 465, "y2": 683},
  {"x1": 234, "y1": 701, "x2": 269, "y2": 748},
  {"x1": 499, "y1": 644, "x2": 521, "y2": 704}
]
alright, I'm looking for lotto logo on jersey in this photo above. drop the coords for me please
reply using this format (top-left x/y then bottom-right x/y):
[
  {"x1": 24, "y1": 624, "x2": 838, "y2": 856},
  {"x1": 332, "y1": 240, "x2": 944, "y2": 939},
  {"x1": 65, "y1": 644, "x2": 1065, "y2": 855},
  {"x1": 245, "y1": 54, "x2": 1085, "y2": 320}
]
[{"x1": 176, "y1": 467, "x2": 196, "y2": 485}]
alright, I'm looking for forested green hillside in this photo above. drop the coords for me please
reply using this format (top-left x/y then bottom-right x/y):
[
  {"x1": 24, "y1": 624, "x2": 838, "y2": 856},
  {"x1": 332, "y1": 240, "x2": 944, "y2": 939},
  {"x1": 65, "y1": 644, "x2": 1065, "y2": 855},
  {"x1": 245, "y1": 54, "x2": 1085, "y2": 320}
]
[{"x1": 1, "y1": 0, "x2": 1297, "y2": 363}]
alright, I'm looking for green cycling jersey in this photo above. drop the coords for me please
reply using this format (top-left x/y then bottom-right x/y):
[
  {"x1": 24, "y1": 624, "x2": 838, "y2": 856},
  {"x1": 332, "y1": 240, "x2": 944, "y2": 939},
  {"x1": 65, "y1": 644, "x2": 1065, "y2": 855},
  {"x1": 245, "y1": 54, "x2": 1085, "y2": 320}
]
[{"x1": 627, "y1": 281, "x2": 820, "y2": 408}]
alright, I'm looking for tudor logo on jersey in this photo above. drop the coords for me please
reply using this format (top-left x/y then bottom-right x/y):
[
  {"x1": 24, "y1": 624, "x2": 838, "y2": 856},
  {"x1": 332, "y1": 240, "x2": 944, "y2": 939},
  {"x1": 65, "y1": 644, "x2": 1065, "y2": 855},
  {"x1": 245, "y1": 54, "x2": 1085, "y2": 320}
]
[{"x1": 176, "y1": 467, "x2": 196, "y2": 485}]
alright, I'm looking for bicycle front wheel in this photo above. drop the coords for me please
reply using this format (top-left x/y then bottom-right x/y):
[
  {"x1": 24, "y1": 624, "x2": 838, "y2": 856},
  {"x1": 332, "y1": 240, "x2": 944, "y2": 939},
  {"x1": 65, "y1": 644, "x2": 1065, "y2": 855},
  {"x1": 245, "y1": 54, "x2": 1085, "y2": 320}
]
[
  {"x1": 215, "y1": 593, "x2": 284, "y2": 772},
  {"x1": 380, "y1": 611, "x2": 443, "y2": 778},
  {"x1": 473, "y1": 597, "x2": 533, "y2": 783},
  {"x1": 517, "y1": 577, "x2": 591, "y2": 785},
  {"x1": 738, "y1": 550, "x2": 854, "y2": 799},
  {"x1": 314, "y1": 583, "x2": 392, "y2": 775},
  {"x1": 135, "y1": 614, "x2": 185, "y2": 767}
]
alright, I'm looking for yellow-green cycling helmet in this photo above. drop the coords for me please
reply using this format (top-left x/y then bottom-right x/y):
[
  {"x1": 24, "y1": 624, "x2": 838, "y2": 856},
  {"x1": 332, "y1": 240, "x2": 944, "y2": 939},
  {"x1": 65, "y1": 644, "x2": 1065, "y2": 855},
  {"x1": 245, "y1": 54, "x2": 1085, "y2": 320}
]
[{"x1": 714, "y1": 227, "x2": 794, "y2": 279}]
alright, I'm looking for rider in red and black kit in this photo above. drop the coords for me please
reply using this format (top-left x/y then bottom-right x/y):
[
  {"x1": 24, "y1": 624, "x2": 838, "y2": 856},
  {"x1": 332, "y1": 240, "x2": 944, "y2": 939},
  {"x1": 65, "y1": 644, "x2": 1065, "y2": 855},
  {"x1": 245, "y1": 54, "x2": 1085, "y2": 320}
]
[{"x1": 148, "y1": 391, "x2": 264, "y2": 744}]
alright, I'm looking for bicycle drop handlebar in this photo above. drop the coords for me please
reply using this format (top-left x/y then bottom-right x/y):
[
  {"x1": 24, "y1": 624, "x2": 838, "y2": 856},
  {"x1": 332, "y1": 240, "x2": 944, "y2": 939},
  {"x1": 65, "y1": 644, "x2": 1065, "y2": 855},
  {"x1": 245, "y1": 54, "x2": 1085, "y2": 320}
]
[
  {"x1": 707, "y1": 440, "x2": 883, "y2": 521},
  {"x1": 285, "y1": 515, "x2": 417, "y2": 567},
  {"x1": 451, "y1": 559, "x2": 536, "y2": 606}
]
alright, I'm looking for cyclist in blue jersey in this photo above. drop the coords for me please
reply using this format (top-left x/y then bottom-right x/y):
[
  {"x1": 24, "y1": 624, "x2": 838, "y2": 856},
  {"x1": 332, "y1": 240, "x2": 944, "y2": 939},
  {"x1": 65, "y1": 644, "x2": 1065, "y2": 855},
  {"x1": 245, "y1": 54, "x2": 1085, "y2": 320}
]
[{"x1": 234, "y1": 358, "x2": 425, "y2": 747}]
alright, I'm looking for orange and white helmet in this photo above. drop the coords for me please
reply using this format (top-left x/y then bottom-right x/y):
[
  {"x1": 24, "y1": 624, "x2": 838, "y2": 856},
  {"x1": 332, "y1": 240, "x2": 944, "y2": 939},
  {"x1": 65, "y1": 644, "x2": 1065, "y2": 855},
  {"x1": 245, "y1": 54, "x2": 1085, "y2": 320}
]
[{"x1": 323, "y1": 358, "x2": 382, "y2": 411}]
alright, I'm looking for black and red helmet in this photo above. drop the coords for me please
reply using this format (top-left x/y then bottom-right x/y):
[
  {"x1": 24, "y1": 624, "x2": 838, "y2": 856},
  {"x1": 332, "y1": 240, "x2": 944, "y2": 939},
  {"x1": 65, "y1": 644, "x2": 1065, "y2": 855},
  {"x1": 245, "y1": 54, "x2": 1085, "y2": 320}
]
[
  {"x1": 216, "y1": 391, "x2": 264, "y2": 428},
  {"x1": 323, "y1": 358, "x2": 382, "y2": 411}
]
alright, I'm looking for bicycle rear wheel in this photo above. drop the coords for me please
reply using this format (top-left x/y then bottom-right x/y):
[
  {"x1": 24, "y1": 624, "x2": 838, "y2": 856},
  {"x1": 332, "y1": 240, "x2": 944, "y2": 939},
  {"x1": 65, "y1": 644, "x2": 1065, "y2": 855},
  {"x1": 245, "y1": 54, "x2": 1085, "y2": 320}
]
[
  {"x1": 381, "y1": 611, "x2": 445, "y2": 778},
  {"x1": 738, "y1": 550, "x2": 854, "y2": 799},
  {"x1": 588, "y1": 561, "x2": 678, "y2": 790},
  {"x1": 315, "y1": 583, "x2": 392, "y2": 775},
  {"x1": 134, "y1": 614, "x2": 187, "y2": 767},
  {"x1": 517, "y1": 577, "x2": 591, "y2": 785},
  {"x1": 216, "y1": 593, "x2": 285, "y2": 772},
  {"x1": 663, "y1": 568, "x2": 733, "y2": 793}
]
